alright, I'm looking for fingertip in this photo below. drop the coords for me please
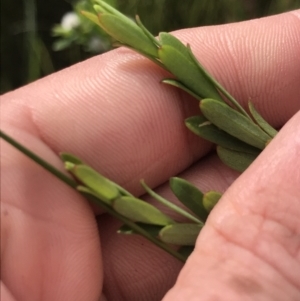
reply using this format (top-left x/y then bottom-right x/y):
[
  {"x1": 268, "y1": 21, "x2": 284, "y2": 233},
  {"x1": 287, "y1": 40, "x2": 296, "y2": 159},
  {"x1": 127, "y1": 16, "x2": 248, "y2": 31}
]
[{"x1": 0, "y1": 283, "x2": 17, "y2": 301}]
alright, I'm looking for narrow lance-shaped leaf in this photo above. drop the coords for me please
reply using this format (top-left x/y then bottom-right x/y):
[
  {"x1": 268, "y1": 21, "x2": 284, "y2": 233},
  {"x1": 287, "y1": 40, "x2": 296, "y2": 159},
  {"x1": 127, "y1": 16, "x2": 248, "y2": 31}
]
[
  {"x1": 200, "y1": 98, "x2": 271, "y2": 149},
  {"x1": 61, "y1": 153, "x2": 134, "y2": 197},
  {"x1": 135, "y1": 15, "x2": 161, "y2": 48},
  {"x1": 170, "y1": 177, "x2": 208, "y2": 222},
  {"x1": 94, "y1": 0, "x2": 128, "y2": 18},
  {"x1": 203, "y1": 191, "x2": 222, "y2": 213},
  {"x1": 249, "y1": 102, "x2": 278, "y2": 138},
  {"x1": 159, "y1": 32, "x2": 190, "y2": 56},
  {"x1": 141, "y1": 180, "x2": 202, "y2": 224},
  {"x1": 158, "y1": 32, "x2": 223, "y2": 104},
  {"x1": 217, "y1": 146, "x2": 259, "y2": 172},
  {"x1": 94, "y1": 8, "x2": 158, "y2": 57},
  {"x1": 81, "y1": 10, "x2": 102, "y2": 27},
  {"x1": 108, "y1": 180, "x2": 134, "y2": 197},
  {"x1": 159, "y1": 223, "x2": 202, "y2": 246},
  {"x1": 162, "y1": 79, "x2": 202, "y2": 101},
  {"x1": 60, "y1": 152, "x2": 83, "y2": 165},
  {"x1": 65, "y1": 163, "x2": 120, "y2": 204},
  {"x1": 113, "y1": 196, "x2": 174, "y2": 226},
  {"x1": 185, "y1": 115, "x2": 261, "y2": 154},
  {"x1": 158, "y1": 45, "x2": 223, "y2": 101}
]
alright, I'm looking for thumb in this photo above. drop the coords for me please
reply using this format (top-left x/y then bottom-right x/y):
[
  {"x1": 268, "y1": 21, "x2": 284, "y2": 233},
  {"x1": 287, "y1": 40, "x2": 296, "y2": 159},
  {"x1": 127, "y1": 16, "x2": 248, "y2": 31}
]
[{"x1": 163, "y1": 111, "x2": 300, "y2": 300}]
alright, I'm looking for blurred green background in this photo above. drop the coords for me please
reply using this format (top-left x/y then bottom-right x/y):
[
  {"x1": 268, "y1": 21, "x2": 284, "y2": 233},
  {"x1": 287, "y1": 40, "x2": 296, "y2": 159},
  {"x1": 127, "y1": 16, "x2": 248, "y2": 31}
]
[{"x1": 1, "y1": 0, "x2": 299, "y2": 94}]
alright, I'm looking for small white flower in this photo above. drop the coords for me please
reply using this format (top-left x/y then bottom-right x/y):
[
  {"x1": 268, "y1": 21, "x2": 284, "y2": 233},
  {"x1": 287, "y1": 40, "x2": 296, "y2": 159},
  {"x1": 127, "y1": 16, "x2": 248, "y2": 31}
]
[
  {"x1": 88, "y1": 36, "x2": 108, "y2": 53},
  {"x1": 61, "y1": 12, "x2": 81, "y2": 31}
]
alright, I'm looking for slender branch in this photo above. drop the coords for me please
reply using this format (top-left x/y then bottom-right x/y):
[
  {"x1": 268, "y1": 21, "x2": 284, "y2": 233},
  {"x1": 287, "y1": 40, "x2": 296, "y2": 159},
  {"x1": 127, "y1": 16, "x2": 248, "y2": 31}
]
[
  {"x1": 0, "y1": 130, "x2": 186, "y2": 262},
  {"x1": 0, "y1": 130, "x2": 77, "y2": 188}
]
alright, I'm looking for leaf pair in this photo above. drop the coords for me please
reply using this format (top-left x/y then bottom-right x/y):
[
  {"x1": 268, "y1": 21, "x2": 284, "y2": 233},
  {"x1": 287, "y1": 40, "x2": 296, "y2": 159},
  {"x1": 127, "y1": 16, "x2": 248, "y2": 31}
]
[
  {"x1": 138, "y1": 177, "x2": 223, "y2": 245},
  {"x1": 158, "y1": 34, "x2": 223, "y2": 101},
  {"x1": 186, "y1": 99, "x2": 277, "y2": 172},
  {"x1": 170, "y1": 177, "x2": 221, "y2": 220}
]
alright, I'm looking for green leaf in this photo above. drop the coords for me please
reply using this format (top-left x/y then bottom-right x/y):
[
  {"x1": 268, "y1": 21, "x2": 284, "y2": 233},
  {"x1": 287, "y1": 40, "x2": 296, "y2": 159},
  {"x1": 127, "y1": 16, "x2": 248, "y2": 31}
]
[
  {"x1": 158, "y1": 45, "x2": 222, "y2": 101},
  {"x1": 65, "y1": 163, "x2": 120, "y2": 204},
  {"x1": 249, "y1": 102, "x2": 277, "y2": 138},
  {"x1": 108, "y1": 181, "x2": 134, "y2": 197},
  {"x1": 94, "y1": 0, "x2": 126, "y2": 19},
  {"x1": 97, "y1": 14, "x2": 158, "y2": 57},
  {"x1": 77, "y1": 185, "x2": 104, "y2": 199},
  {"x1": 170, "y1": 177, "x2": 208, "y2": 222},
  {"x1": 159, "y1": 223, "x2": 202, "y2": 246},
  {"x1": 113, "y1": 196, "x2": 174, "y2": 225},
  {"x1": 217, "y1": 146, "x2": 258, "y2": 172},
  {"x1": 185, "y1": 115, "x2": 261, "y2": 154},
  {"x1": 141, "y1": 180, "x2": 202, "y2": 224},
  {"x1": 61, "y1": 153, "x2": 133, "y2": 197},
  {"x1": 118, "y1": 223, "x2": 163, "y2": 237},
  {"x1": 162, "y1": 79, "x2": 201, "y2": 101},
  {"x1": 81, "y1": 10, "x2": 102, "y2": 27},
  {"x1": 203, "y1": 191, "x2": 222, "y2": 213},
  {"x1": 60, "y1": 152, "x2": 83, "y2": 165},
  {"x1": 135, "y1": 15, "x2": 161, "y2": 48},
  {"x1": 200, "y1": 99, "x2": 271, "y2": 149},
  {"x1": 159, "y1": 32, "x2": 189, "y2": 56}
]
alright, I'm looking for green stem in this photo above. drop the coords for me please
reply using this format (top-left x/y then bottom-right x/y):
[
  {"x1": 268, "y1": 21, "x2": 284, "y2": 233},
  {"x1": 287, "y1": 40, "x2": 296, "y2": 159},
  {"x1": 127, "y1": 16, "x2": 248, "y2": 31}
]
[
  {"x1": 0, "y1": 130, "x2": 76, "y2": 188},
  {"x1": 0, "y1": 130, "x2": 186, "y2": 262}
]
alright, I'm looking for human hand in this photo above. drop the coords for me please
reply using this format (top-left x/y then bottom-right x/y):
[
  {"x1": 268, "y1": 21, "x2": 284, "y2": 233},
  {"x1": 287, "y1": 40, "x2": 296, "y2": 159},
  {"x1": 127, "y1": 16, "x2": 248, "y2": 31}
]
[{"x1": 1, "y1": 10, "x2": 300, "y2": 301}]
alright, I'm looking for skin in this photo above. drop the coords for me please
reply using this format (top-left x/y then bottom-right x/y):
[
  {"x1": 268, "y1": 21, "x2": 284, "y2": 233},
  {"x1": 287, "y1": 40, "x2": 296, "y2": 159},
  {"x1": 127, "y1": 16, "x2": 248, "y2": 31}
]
[{"x1": 1, "y1": 10, "x2": 300, "y2": 301}]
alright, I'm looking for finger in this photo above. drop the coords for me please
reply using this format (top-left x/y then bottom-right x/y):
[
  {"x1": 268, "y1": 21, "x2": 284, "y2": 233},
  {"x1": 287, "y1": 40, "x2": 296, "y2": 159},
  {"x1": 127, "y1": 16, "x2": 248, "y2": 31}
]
[
  {"x1": 2, "y1": 11, "x2": 299, "y2": 195},
  {"x1": 1, "y1": 138, "x2": 103, "y2": 301},
  {"x1": 1, "y1": 282, "x2": 17, "y2": 301},
  {"x1": 163, "y1": 111, "x2": 300, "y2": 300},
  {"x1": 179, "y1": 10, "x2": 300, "y2": 126}
]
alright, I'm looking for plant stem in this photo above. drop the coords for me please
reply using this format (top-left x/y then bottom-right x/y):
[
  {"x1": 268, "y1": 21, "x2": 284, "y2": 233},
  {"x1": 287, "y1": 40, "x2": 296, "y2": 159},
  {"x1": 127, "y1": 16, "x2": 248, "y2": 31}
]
[
  {"x1": 0, "y1": 130, "x2": 186, "y2": 262},
  {"x1": 0, "y1": 130, "x2": 76, "y2": 188}
]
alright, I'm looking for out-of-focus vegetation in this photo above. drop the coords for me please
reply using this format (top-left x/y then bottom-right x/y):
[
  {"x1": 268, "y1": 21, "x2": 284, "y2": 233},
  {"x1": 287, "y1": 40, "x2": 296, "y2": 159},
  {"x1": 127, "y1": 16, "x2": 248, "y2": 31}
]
[{"x1": 1, "y1": 0, "x2": 299, "y2": 94}]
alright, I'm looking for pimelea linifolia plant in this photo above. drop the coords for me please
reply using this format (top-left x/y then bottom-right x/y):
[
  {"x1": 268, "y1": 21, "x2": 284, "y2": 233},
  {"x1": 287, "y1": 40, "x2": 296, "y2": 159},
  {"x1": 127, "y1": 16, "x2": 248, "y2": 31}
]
[{"x1": 0, "y1": 0, "x2": 278, "y2": 262}]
